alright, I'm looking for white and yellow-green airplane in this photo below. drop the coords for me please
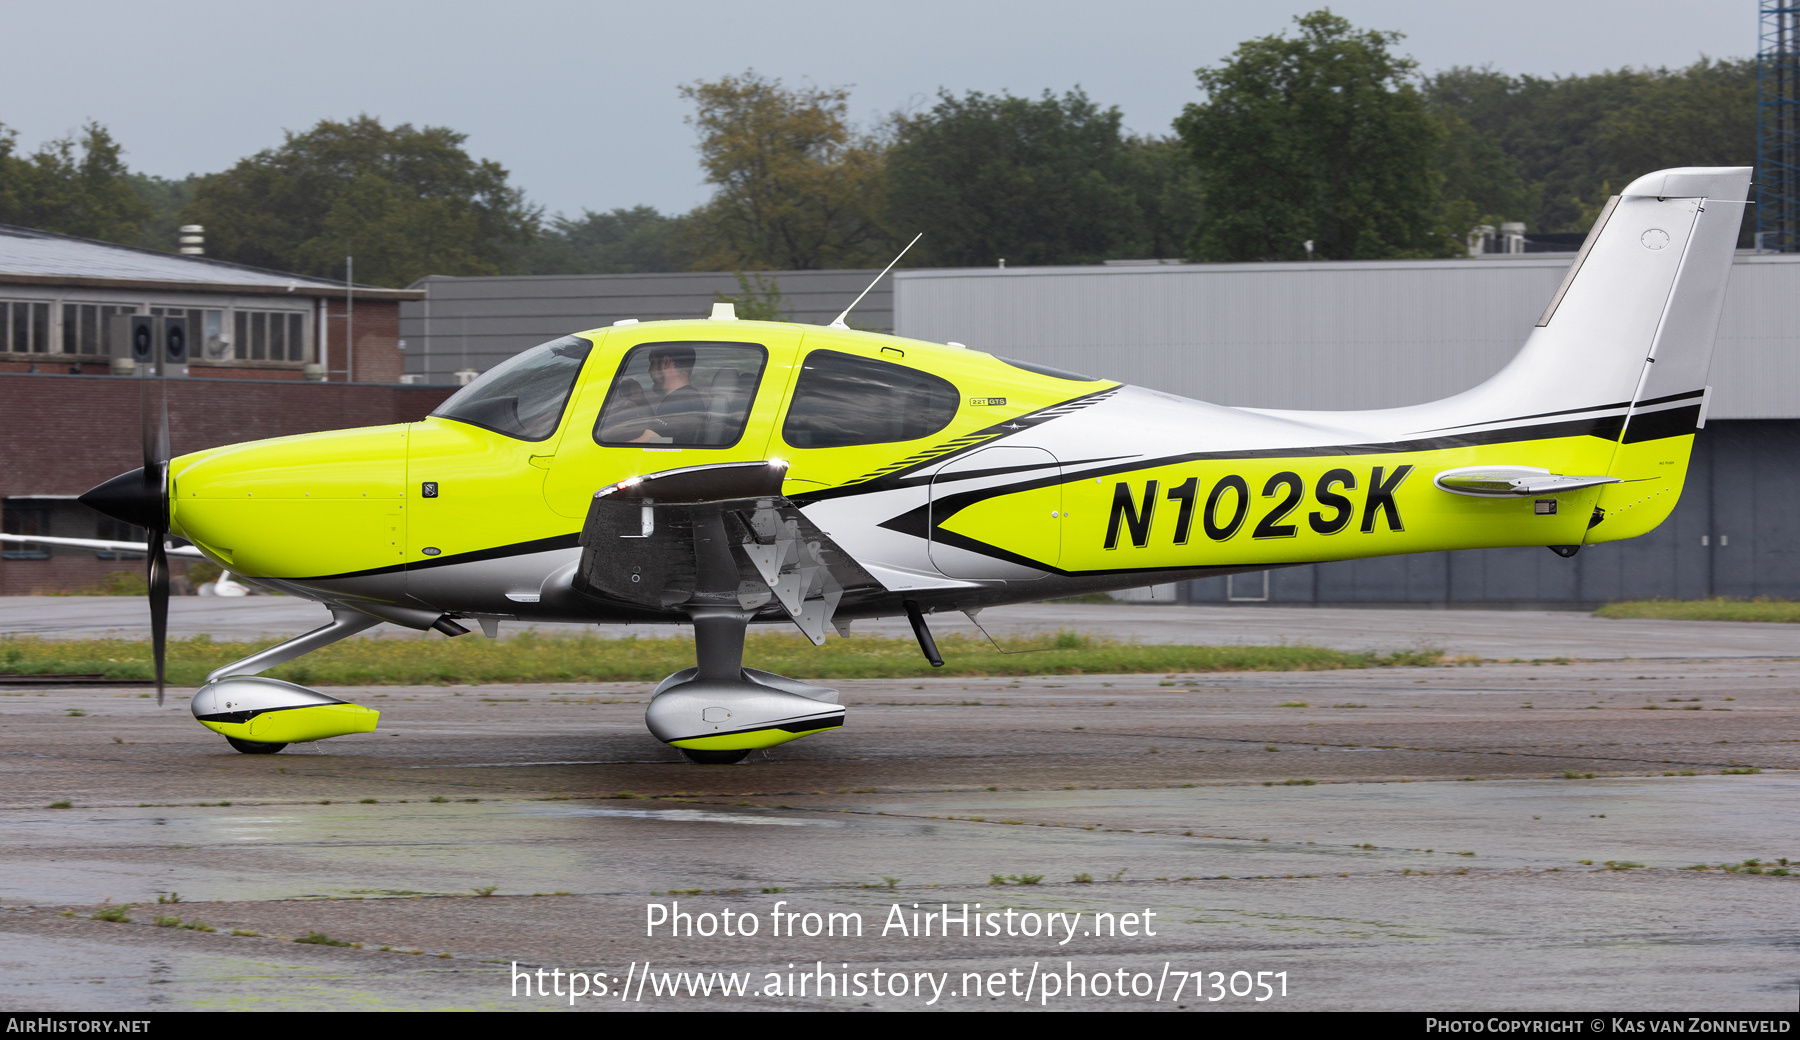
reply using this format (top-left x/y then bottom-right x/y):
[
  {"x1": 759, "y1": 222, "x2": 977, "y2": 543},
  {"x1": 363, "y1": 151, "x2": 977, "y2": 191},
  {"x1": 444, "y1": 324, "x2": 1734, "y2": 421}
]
[{"x1": 20, "y1": 166, "x2": 1749, "y2": 762}]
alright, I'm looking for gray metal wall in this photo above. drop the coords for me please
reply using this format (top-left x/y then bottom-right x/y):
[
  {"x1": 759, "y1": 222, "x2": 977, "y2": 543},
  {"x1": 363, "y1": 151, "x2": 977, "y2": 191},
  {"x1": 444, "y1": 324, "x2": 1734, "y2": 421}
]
[
  {"x1": 399, "y1": 269, "x2": 891, "y2": 384},
  {"x1": 1180, "y1": 420, "x2": 1800, "y2": 608},
  {"x1": 894, "y1": 254, "x2": 1800, "y2": 419}
]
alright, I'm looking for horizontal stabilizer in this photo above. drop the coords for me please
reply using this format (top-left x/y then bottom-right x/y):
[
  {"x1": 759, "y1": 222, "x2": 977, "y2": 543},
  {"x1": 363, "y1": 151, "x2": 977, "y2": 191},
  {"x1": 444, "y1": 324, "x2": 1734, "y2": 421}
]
[{"x1": 1433, "y1": 466, "x2": 1622, "y2": 498}]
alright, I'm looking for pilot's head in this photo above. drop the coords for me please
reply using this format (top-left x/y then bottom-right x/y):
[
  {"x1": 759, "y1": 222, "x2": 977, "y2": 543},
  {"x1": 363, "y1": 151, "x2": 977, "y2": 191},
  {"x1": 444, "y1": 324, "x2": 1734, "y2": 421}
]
[{"x1": 647, "y1": 344, "x2": 695, "y2": 391}]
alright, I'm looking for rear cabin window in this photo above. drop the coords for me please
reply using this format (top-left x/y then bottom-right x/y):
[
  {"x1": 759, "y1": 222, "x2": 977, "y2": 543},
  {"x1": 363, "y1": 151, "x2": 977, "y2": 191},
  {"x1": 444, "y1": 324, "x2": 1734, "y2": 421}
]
[
  {"x1": 433, "y1": 335, "x2": 592, "y2": 441},
  {"x1": 595, "y1": 341, "x2": 768, "y2": 447},
  {"x1": 781, "y1": 350, "x2": 959, "y2": 448}
]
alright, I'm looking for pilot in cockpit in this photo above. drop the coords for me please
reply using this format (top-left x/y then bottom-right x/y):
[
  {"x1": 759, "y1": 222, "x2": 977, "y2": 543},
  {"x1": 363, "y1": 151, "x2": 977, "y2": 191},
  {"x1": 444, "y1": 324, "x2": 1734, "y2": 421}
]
[{"x1": 626, "y1": 344, "x2": 707, "y2": 444}]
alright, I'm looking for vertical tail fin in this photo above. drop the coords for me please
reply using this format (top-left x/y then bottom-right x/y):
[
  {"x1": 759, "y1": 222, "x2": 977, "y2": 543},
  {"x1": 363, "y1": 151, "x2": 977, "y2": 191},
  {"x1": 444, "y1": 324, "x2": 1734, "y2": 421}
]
[
  {"x1": 1468, "y1": 166, "x2": 1749, "y2": 424},
  {"x1": 1532, "y1": 166, "x2": 1751, "y2": 542}
]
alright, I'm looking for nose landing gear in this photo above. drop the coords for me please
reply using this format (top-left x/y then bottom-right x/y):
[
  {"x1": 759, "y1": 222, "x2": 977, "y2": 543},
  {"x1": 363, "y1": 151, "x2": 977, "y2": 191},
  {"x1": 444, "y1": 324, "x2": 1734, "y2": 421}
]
[{"x1": 189, "y1": 606, "x2": 388, "y2": 753}]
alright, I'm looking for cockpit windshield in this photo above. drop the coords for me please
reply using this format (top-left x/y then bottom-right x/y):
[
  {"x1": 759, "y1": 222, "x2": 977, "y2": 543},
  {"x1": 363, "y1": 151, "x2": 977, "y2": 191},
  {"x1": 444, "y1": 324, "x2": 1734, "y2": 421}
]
[{"x1": 431, "y1": 335, "x2": 592, "y2": 441}]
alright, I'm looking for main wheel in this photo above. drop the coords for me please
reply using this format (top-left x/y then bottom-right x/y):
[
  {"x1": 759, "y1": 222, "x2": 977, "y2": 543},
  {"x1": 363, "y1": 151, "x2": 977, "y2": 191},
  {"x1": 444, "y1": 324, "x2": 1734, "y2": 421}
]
[
  {"x1": 678, "y1": 748, "x2": 750, "y2": 764},
  {"x1": 226, "y1": 736, "x2": 287, "y2": 755}
]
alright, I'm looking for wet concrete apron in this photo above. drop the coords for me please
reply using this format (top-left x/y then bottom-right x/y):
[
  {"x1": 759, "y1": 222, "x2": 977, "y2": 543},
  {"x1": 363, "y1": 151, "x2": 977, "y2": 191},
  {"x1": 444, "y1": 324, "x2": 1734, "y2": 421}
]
[{"x1": 2, "y1": 659, "x2": 1796, "y2": 1010}]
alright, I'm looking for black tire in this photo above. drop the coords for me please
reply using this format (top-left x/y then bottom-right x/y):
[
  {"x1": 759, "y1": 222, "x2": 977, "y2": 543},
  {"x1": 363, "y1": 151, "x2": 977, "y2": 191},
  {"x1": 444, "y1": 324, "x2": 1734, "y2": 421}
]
[
  {"x1": 226, "y1": 736, "x2": 287, "y2": 755},
  {"x1": 679, "y1": 748, "x2": 750, "y2": 764}
]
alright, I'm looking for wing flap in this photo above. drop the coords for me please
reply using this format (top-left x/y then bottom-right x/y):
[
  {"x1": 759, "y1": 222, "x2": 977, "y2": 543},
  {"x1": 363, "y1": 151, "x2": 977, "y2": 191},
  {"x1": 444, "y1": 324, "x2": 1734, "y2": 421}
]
[{"x1": 572, "y1": 462, "x2": 881, "y2": 642}]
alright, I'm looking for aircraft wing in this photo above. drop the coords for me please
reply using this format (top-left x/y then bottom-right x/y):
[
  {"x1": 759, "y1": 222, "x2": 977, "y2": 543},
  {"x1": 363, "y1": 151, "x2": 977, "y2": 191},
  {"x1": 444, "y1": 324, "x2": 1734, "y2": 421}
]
[
  {"x1": 0, "y1": 533, "x2": 207, "y2": 559},
  {"x1": 572, "y1": 461, "x2": 882, "y2": 644}
]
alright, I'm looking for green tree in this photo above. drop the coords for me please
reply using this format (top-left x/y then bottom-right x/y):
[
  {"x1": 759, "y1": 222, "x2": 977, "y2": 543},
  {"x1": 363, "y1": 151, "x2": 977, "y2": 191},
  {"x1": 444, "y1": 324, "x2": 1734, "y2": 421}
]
[
  {"x1": 887, "y1": 89, "x2": 1144, "y2": 266},
  {"x1": 0, "y1": 122, "x2": 152, "y2": 244},
  {"x1": 680, "y1": 72, "x2": 890, "y2": 271},
  {"x1": 524, "y1": 206, "x2": 695, "y2": 274},
  {"x1": 1426, "y1": 59, "x2": 1754, "y2": 234},
  {"x1": 1176, "y1": 10, "x2": 1450, "y2": 261},
  {"x1": 1117, "y1": 135, "x2": 1206, "y2": 260},
  {"x1": 130, "y1": 172, "x2": 202, "y2": 253},
  {"x1": 182, "y1": 116, "x2": 537, "y2": 286}
]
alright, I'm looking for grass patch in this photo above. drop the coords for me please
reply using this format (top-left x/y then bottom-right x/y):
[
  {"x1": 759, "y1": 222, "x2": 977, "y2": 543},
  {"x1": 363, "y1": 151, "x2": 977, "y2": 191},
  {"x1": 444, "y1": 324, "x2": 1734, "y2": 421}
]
[
  {"x1": 294, "y1": 931, "x2": 352, "y2": 946},
  {"x1": 0, "y1": 632, "x2": 1445, "y2": 685},
  {"x1": 1595, "y1": 597, "x2": 1800, "y2": 623},
  {"x1": 1688, "y1": 858, "x2": 1793, "y2": 875}
]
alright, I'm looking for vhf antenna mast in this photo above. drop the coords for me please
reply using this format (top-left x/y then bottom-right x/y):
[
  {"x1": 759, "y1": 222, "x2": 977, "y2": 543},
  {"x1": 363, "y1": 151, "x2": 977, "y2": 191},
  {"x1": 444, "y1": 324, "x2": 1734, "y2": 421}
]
[{"x1": 828, "y1": 233, "x2": 922, "y2": 329}]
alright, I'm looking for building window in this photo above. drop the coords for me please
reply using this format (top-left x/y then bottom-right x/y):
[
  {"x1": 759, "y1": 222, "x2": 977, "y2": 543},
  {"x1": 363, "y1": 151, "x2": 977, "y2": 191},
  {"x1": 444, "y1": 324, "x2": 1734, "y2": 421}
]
[
  {"x1": 94, "y1": 516, "x2": 145, "y2": 559},
  {"x1": 0, "y1": 299, "x2": 52, "y2": 354},
  {"x1": 60, "y1": 302, "x2": 140, "y2": 356},
  {"x1": 149, "y1": 307, "x2": 227, "y2": 360},
  {"x1": 233, "y1": 309, "x2": 308, "y2": 362},
  {"x1": 2, "y1": 500, "x2": 147, "y2": 560},
  {"x1": 1, "y1": 501, "x2": 51, "y2": 560}
]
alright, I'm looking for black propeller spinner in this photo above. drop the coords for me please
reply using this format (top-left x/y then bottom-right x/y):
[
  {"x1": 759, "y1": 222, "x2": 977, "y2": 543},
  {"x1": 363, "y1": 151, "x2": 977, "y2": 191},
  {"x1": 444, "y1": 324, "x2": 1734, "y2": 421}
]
[{"x1": 79, "y1": 381, "x2": 172, "y2": 705}]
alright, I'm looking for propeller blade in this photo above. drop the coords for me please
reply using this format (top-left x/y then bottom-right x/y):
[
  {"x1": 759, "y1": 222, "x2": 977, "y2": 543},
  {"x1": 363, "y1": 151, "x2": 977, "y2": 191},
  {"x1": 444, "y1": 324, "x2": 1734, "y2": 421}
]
[
  {"x1": 141, "y1": 378, "x2": 172, "y2": 706},
  {"x1": 149, "y1": 531, "x2": 168, "y2": 705},
  {"x1": 142, "y1": 380, "x2": 169, "y2": 477}
]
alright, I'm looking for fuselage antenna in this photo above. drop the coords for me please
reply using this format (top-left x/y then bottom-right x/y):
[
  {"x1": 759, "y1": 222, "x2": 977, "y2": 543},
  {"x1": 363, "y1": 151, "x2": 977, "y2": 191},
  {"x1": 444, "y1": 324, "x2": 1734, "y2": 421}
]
[{"x1": 828, "y1": 233, "x2": 922, "y2": 330}]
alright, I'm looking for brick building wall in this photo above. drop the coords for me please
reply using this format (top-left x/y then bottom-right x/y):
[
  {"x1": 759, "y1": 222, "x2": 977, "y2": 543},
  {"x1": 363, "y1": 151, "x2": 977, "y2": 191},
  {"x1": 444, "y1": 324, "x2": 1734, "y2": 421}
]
[
  {"x1": 0, "y1": 358, "x2": 117, "y2": 376},
  {"x1": 0, "y1": 372, "x2": 454, "y2": 595},
  {"x1": 323, "y1": 297, "x2": 404, "y2": 384}
]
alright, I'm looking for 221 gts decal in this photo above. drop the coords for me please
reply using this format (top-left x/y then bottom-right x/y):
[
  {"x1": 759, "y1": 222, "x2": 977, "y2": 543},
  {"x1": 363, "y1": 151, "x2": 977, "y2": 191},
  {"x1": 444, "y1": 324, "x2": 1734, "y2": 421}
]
[{"x1": 1103, "y1": 466, "x2": 1413, "y2": 550}]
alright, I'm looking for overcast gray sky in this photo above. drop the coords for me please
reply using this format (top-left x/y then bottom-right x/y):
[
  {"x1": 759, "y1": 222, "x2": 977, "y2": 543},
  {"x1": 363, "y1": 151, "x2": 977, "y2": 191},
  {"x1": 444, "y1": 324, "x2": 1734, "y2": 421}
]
[{"x1": 1, "y1": 1, "x2": 1760, "y2": 221}]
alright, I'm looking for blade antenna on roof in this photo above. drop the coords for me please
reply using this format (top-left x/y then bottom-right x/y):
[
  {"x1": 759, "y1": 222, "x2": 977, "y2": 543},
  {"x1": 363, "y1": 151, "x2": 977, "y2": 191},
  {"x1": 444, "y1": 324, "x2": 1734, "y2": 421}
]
[{"x1": 828, "y1": 233, "x2": 922, "y2": 330}]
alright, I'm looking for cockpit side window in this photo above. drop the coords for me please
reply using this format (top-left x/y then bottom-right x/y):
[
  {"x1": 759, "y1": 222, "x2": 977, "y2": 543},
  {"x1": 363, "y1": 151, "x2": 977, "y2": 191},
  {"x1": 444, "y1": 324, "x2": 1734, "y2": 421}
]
[
  {"x1": 594, "y1": 341, "x2": 769, "y2": 448},
  {"x1": 781, "y1": 350, "x2": 959, "y2": 448},
  {"x1": 431, "y1": 335, "x2": 592, "y2": 441}
]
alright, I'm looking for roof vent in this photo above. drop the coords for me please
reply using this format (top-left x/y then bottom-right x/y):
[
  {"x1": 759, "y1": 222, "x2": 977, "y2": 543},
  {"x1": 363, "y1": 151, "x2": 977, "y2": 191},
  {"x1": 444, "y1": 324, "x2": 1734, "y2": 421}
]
[
  {"x1": 710, "y1": 302, "x2": 737, "y2": 321},
  {"x1": 178, "y1": 224, "x2": 204, "y2": 256}
]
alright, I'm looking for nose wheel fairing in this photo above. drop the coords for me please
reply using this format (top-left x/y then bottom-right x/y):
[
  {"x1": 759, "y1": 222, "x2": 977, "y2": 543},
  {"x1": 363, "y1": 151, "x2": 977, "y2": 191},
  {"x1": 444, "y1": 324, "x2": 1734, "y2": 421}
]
[{"x1": 191, "y1": 675, "x2": 379, "y2": 748}]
